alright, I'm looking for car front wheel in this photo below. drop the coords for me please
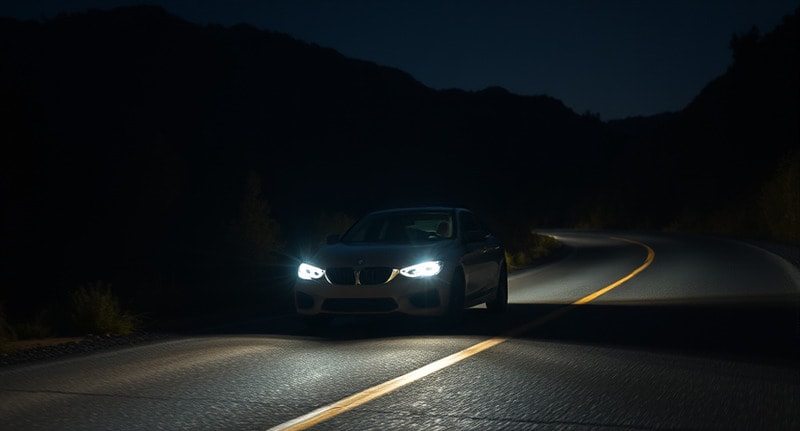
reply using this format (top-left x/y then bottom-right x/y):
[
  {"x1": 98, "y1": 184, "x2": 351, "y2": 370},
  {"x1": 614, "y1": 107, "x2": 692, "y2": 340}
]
[{"x1": 486, "y1": 264, "x2": 508, "y2": 313}]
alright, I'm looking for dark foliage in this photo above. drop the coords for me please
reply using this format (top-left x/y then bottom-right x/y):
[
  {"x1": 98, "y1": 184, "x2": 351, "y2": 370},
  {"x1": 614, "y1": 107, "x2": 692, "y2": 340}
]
[
  {"x1": 1, "y1": 5, "x2": 797, "y2": 326},
  {"x1": 605, "y1": 9, "x2": 799, "y2": 232}
]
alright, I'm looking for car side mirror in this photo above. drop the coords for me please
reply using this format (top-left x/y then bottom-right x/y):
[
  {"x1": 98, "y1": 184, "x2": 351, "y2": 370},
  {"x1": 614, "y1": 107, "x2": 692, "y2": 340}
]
[{"x1": 326, "y1": 234, "x2": 340, "y2": 244}]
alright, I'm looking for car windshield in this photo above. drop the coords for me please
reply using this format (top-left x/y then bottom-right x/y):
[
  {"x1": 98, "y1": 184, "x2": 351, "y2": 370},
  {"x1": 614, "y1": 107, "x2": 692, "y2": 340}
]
[{"x1": 341, "y1": 211, "x2": 454, "y2": 244}]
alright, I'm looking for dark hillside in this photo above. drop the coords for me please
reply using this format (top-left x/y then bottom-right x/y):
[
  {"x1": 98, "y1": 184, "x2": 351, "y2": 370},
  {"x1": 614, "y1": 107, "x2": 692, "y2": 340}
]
[
  {"x1": 605, "y1": 8, "x2": 799, "y2": 234},
  {"x1": 0, "y1": 6, "x2": 613, "y2": 323},
  {"x1": 1, "y1": 5, "x2": 796, "y2": 328}
]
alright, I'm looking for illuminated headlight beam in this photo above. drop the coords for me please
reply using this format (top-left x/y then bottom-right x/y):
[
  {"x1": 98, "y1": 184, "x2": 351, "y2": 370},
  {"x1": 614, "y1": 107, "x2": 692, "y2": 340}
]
[
  {"x1": 399, "y1": 261, "x2": 442, "y2": 278},
  {"x1": 298, "y1": 263, "x2": 325, "y2": 280}
]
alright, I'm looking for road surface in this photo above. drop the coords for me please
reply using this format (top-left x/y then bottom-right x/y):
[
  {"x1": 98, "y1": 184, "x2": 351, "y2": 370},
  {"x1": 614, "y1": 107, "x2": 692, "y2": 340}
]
[{"x1": 1, "y1": 231, "x2": 798, "y2": 430}]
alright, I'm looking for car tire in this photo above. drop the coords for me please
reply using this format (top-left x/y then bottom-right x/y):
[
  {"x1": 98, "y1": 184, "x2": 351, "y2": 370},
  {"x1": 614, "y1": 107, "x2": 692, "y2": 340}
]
[
  {"x1": 440, "y1": 269, "x2": 466, "y2": 327},
  {"x1": 486, "y1": 264, "x2": 508, "y2": 313}
]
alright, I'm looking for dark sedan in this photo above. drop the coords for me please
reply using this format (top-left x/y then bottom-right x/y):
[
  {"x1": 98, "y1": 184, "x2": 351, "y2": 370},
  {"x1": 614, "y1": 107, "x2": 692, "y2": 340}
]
[{"x1": 294, "y1": 207, "x2": 508, "y2": 325}]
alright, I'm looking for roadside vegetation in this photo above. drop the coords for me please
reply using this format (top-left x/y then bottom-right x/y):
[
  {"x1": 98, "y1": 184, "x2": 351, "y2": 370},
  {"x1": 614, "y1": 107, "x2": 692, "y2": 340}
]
[
  {"x1": 502, "y1": 228, "x2": 564, "y2": 271},
  {"x1": 658, "y1": 149, "x2": 799, "y2": 243},
  {"x1": 70, "y1": 280, "x2": 141, "y2": 336},
  {"x1": 1, "y1": 281, "x2": 141, "y2": 355},
  {"x1": 572, "y1": 149, "x2": 799, "y2": 246},
  {"x1": 0, "y1": 303, "x2": 16, "y2": 354},
  {"x1": 758, "y1": 149, "x2": 799, "y2": 243}
]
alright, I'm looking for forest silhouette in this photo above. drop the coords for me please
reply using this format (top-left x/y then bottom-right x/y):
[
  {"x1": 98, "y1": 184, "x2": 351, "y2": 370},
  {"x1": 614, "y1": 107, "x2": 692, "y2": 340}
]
[{"x1": 0, "y1": 5, "x2": 797, "y2": 329}]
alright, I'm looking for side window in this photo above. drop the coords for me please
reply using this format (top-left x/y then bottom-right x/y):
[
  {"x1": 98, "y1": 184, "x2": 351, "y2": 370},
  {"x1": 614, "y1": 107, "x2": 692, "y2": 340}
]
[{"x1": 458, "y1": 211, "x2": 484, "y2": 236}]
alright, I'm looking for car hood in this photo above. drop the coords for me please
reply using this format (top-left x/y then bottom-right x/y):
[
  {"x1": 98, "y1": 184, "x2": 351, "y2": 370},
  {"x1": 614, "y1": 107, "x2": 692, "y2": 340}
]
[{"x1": 311, "y1": 241, "x2": 458, "y2": 269}]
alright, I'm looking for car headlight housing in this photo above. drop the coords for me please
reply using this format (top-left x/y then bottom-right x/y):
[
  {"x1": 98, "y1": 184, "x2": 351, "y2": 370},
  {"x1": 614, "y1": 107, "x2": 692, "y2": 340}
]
[
  {"x1": 399, "y1": 261, "x2": 443, "y2": 278},
  {"x1": 298, "y1": 263, "x2": 325, "y2": 280}
]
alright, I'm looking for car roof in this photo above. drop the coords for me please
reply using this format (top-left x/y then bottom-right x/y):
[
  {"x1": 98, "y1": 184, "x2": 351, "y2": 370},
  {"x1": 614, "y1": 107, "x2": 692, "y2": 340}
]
[{"x1": 365, "y1": 206, "x2": 469, "y2": 216}]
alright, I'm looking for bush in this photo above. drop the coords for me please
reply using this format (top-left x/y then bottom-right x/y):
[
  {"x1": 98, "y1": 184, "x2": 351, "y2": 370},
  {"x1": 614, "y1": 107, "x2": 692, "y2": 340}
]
[
  {"x1": 227, "y1": 171, "x2": 284, "y2": 264},
  {"x1": 504, "y1": 231, "x2": 562, "y2": 270},
  {"x1": 759, "y1": 150, "x2": 800, "y2": 243},
  {"x1": 71, "y1": 280, "x2": 140, "y2": 335},
  {"x1": 13, "y1": 308, "x2": 53, "y2": 340},
  {"x1": 0, "y1": 302, "x2": 17, "y2": 353}
]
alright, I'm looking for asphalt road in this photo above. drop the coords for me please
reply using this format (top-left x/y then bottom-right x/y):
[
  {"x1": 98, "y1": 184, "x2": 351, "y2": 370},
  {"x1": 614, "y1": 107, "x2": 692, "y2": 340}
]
[{"x1": 1, "y1": 231, "x2": 798, "y2": 430}]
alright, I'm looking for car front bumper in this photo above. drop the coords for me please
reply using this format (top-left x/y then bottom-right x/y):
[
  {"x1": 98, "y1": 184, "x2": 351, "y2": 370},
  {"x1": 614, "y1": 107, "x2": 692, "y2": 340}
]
[{"x1": 294, "y1": 276, "x2": 451, "y2": 317}]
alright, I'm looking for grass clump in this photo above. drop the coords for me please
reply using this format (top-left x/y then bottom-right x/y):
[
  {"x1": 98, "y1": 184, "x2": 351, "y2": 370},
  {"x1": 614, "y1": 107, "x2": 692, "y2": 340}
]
[{"x1": 71, "y1": 280, "x2": 140, "y2": 336}]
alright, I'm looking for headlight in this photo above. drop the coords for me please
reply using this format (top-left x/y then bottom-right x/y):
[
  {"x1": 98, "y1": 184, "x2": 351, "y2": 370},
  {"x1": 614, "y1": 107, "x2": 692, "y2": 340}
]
[
  {"x1": 400, "y1": 261, "x2": 443, "y2": 278},
  {"x1": 298, "y1": 263, "x2": 325, "y2": 280}
]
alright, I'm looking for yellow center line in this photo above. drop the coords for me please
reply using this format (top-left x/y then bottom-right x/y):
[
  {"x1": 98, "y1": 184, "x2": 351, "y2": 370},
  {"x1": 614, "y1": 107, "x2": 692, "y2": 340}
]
[
  {"x1": 267, "y1": 236, "x2": 655, "y2": 431},
  {"x1": 573, "y1": 237, "x2": 655, "y2": 305}
]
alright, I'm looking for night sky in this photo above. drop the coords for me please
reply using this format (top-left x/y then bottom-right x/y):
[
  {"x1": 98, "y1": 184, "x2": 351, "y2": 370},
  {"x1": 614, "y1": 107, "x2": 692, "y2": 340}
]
[{"x1": 2, "y1": 0, "x2": 798, "y2": 119}]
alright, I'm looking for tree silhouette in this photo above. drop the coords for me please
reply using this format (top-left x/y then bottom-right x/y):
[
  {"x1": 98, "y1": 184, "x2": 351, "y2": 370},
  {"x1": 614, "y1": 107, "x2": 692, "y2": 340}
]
[{"x1": 229, "y1": 171, "x2": 283, "y2": 264}]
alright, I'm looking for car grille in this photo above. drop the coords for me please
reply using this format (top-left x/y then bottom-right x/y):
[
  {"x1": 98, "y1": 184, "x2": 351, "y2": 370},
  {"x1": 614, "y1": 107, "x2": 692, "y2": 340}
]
[
  {"x1": 325, "y1": 267, "x2": 395, "y2": 285},
  {"x1": 325, "y1": 268, "x2": 356, "y2": 285},
  {"x1": 322, "y1": 298, "x2": 398, "y2": 312}
]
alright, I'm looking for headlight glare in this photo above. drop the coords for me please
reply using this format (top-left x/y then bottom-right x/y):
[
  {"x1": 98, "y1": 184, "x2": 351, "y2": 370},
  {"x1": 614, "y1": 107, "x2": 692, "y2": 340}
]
[
  {"x1": 298, "y1": 263, "x2": 325, "y2": 280},
  {"x1": 400, "y1": 261, "x2": 443, "y2": 278}
]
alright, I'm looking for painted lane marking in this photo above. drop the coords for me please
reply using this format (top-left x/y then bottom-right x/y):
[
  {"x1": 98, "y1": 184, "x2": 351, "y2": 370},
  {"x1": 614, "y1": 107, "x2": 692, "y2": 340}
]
[
  {"x1": 268, "y1": 236, "x2": 655, "y2": 431},
  {"x1": 573, "y1": 237, "x2": 656, "y2": 305}
]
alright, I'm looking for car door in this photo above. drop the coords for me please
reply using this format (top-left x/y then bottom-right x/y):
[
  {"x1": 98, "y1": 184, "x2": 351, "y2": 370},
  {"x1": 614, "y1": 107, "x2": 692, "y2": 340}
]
[{"x1": 458, "y1": 210, "x2": 498, "y2": 302}]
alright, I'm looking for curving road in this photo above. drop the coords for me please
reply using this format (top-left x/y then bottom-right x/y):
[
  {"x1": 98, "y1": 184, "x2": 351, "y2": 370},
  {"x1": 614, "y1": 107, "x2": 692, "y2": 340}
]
[{"x1": 1, "y1": 231, "x2": 798, "y2": 430}]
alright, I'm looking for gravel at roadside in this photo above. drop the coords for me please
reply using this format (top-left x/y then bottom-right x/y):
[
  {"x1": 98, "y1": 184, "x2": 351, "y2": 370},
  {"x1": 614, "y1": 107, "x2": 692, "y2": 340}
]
[{"x1": 0, "y1": 332, "x2": 174, "y2": 368}]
